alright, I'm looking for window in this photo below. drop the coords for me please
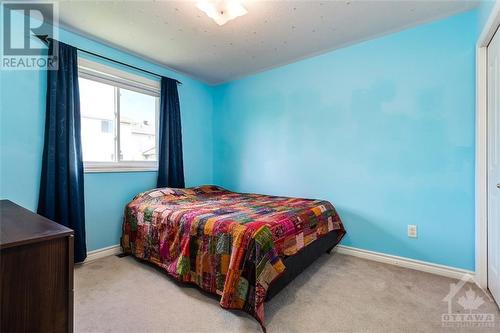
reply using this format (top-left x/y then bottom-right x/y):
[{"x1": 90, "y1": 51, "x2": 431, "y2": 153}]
[{"x1": 78, "y1": 57, "x2": 160, "y2": 172}]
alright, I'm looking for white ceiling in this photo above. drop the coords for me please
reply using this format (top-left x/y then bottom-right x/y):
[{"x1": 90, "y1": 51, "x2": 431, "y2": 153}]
[{"x1": 50, "y1": 0, "x2": 478, "y2": 84}]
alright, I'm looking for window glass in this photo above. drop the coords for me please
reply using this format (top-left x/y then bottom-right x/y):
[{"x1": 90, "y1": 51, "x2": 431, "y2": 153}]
[
  {"x1": 119, "y1": 88, "x2": 157, "y2": 161},
  {"x1": 78, "y1": 58, "x2": 160, "y2": 170},
  {"x1": 79, "y1": 78, "x2": 116, "y2": 162}
]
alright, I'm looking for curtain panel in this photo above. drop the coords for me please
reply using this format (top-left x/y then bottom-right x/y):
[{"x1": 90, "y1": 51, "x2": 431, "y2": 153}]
[
  {"x1": 157, "y1": 77, "x2": 185, "y2": 188},
  {"x1": 37, "y1": 40, "x2": 87, "y2": 263}
]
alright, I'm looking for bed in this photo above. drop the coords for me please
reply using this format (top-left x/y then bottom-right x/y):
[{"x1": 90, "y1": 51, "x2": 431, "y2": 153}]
[{"x1": 121, "y1": 185, "x2": 345, "y2": 330}]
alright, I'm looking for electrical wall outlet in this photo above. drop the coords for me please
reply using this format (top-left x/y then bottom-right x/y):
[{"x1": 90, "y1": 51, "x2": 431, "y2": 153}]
[{"x1": 408, "y1": 225, "x2": 417, "y2": 238}]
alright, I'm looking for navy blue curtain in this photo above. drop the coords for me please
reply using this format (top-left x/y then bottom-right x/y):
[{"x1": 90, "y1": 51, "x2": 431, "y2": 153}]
[
  {"x1": 38, "y1": 40, "x2": 87, "y2": 263},
  {"x1": 157, "y1": 77, "x2": 185, "y2": 188}
]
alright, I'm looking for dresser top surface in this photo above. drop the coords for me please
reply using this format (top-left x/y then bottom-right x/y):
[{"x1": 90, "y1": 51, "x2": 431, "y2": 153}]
[{"x1": 0, "y1": 200, "x2": 73, "y2": 249}]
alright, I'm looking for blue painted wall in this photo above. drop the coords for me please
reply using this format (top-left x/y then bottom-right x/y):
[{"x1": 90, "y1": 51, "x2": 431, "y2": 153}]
[
  {"x1": 213, "y1": 10, "x2": 478, "y2": 270},
  {"x1": 0, "y1": 19, "x2": 214, "y2": 251},
  {"x1": 0, "y1": 8, "x2": 483, "y2": 269}
]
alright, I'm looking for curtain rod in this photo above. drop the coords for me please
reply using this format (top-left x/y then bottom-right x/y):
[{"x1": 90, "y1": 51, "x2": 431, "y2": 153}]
[{"x1": 35, "y1": 34, "x2": 182, "y2": 85}]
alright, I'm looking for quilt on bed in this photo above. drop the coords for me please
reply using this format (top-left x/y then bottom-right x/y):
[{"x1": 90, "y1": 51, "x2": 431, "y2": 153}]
[{"x1": 121, "y1": 185, "x2": 345, "y2": 330}]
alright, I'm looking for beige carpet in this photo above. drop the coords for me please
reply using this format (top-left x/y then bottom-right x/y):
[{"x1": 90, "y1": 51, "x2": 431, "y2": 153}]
[{"x1": 75, "y1": 253, "x2": 499, "y2": 332}]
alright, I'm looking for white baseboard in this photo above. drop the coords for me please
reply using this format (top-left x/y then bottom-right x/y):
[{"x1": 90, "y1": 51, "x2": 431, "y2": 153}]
[
  {"x1": 81, "y1": 243, "x2": 474, "y2": 282},
  {"x1": 84, "y1": 244, "x2": 122, "y2": 263},
  {"x1": 335, "y1": 245, "x2": 474, "y2": 281}
]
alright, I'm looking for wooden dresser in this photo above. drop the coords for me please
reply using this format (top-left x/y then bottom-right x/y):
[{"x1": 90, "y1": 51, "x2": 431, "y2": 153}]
[{"x1": 0, "y1": 200, "x2": 74, "y2": 333}]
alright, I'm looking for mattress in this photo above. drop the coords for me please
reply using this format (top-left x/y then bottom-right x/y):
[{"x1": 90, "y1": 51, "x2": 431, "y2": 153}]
[{"x1": 121, "y1": 185, "x2": 345, "y2": 330}]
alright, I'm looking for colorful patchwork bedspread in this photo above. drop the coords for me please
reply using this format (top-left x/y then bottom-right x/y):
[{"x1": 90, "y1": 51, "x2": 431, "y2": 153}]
[{"x1": 122, "y1": 185, "x2": 345, "y2": 330}]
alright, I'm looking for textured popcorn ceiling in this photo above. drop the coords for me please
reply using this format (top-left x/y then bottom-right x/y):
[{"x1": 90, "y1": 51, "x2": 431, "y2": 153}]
[{"x1": 49, "y1": 0, "x2": 477, "y2": 84}]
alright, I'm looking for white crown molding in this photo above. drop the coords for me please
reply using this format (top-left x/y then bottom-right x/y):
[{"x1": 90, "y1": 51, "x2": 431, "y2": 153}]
[{"x1": 335, "y1": 245, "x2": 475, "y2": 282}]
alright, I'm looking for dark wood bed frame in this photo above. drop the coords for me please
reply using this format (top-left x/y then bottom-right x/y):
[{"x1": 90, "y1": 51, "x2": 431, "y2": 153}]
[
  {"x1": 120, "y1": 229, "x2": 344, "y2": 302},
  {"x1": 266, "y1": 229, "x2": 344, "y2": 301}
]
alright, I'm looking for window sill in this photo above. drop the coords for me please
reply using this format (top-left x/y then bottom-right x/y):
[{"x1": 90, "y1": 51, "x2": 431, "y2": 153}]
[{"x1": 84, "y1": 163, "x2": 158, "y2": 174}]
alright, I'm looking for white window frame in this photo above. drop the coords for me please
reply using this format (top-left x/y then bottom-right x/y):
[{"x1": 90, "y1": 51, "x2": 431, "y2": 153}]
[{"x1": 78, "y1": 57, "x2": 161, "y2": 173}]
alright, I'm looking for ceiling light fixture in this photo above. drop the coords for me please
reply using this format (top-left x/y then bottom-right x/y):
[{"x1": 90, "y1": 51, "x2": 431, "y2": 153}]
[{"x1": 196, "y1": 0, "x2": 248, "y2": 26}]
